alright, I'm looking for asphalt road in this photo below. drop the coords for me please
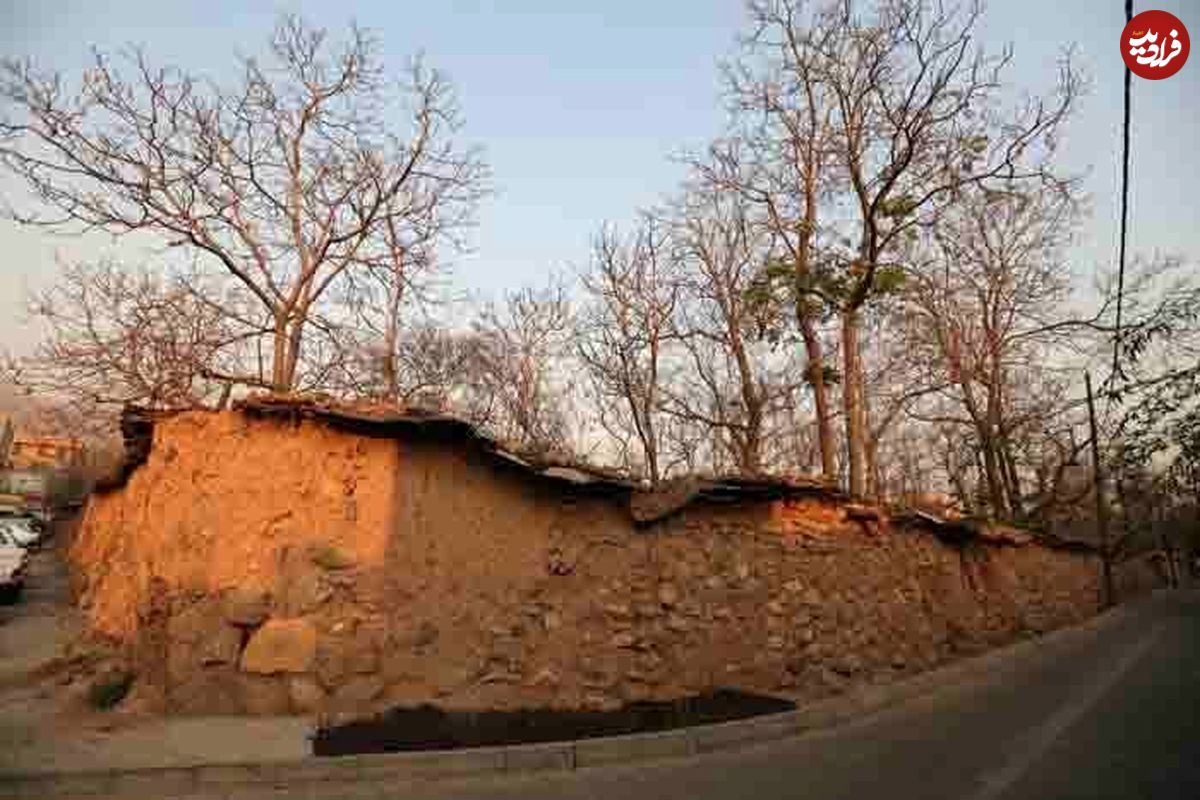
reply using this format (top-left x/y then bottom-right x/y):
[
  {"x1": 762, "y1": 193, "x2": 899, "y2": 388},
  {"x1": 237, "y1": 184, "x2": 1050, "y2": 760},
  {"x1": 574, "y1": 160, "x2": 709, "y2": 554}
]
[{"x1": 355, "y1": 588, "x2": 1200, "y2": 800}]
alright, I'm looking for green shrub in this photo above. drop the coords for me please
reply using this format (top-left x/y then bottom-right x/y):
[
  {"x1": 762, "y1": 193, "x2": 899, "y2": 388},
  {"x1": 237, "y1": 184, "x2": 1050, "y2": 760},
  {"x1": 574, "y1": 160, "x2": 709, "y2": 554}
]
[
  {"x1": 310, "y1": 544, "x2": 355, "y2": 571},
  {"x1": 88, "y1": 671, "x2": 134, "y2": 710}
]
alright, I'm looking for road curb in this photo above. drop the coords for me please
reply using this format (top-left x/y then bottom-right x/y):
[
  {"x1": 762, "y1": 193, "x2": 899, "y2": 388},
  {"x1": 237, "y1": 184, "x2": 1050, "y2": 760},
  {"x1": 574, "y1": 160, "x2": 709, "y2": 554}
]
[{"x1": 0, "y1": 593, "x2": 1161, "y2": 799}]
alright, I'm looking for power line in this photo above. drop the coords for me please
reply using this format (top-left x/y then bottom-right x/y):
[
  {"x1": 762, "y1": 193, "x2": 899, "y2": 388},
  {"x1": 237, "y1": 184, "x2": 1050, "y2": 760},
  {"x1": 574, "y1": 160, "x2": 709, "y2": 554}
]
[{"x1": 1111, "y1": 0, "x2": 1133, "y2": 388}]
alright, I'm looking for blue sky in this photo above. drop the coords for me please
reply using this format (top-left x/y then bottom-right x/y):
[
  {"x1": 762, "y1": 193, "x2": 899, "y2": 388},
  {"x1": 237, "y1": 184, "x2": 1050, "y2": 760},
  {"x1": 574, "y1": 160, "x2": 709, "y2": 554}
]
[{"x1": 1, "y1": 0, "x2": 1197, "y2": 353}]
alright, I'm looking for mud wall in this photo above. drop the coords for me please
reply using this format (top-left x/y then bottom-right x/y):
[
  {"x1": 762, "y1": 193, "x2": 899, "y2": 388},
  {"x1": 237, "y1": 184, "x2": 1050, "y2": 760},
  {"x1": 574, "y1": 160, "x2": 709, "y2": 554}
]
[
  {"x1": 72, "y1": 411, "x2": 400, "y2": 640},
  {"x1": 71, "y1": 409, "x2": 1147, "y2": 719}
]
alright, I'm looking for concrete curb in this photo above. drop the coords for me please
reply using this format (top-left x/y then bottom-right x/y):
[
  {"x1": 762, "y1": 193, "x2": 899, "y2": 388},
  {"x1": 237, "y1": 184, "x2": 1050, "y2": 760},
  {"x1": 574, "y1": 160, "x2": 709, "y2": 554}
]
[{"x1": 0, "y1": 593, "x2": 1160, "y2": 799}]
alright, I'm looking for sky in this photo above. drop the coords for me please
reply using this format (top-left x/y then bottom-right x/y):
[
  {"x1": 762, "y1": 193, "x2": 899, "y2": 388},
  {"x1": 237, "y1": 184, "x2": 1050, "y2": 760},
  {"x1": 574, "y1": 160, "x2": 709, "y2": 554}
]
[{"x1": 0, "y1": 0, "x2": 1197, "y2": 355}]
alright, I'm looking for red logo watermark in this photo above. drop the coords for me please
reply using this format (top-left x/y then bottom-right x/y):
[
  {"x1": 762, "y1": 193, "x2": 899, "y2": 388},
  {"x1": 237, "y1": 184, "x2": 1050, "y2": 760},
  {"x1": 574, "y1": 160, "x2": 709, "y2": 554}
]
[{"x1": 1121, "y1": 10, "x2": 1189, "y2": 80}]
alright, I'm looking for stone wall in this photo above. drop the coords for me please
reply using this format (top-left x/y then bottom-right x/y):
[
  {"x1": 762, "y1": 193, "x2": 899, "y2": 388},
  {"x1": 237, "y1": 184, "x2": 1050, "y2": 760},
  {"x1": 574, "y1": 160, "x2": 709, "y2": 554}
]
[{"x1": 71, "y1": 408, "x2": 1151, "y2": 719}]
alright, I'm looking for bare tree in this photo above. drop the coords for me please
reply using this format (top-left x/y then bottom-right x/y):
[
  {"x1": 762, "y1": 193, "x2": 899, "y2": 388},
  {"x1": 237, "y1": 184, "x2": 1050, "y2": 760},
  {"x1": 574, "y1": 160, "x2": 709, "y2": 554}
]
[
  {"x1": 577, "y1": 217, "x2": 679, "y2": 484},
  {"x1": 728, "y1": 0, "x2": 1079, "y2": 496},
  {"x1": 664, "y1": 184, "x2": 802, "y2": 475},
  {"x1": 336, "y1": 134, "x2": 484, "y2": 401},
  {"x1": 903, "y1": 182, "x2": 1080, "y2": 517},
  {"x1": 711, "y1": 2, "x2": 842, "y2": 481},
  {"x1": 3, "y1": 261, "x2": 263, "y2": 409},
  {"x1": 0, "y1": 16, "x2": 485, "y2": 393},
  {"x1": 470, "y1": 281, "x2": 574, "y2": 455}
]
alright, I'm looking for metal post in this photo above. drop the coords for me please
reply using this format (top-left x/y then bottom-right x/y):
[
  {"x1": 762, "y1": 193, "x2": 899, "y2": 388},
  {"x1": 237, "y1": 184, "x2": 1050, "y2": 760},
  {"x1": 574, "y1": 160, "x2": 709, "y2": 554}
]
[{"x1": 1086, "y1": 372, "x2": 1115, "y2": 607}]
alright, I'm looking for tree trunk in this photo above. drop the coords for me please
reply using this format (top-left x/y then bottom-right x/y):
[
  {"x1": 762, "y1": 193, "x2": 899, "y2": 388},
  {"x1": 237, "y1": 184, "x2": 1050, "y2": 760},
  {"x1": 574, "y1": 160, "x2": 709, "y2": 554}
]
[
  {"x1": 644, "y1": 439, "x2": 660, "y2": 485},
  {"x1": 271, "y1": 313, "x2": 290, "y2": 392},
  {"x1": 978, "y1": 437, "x2": 1009, "y2": 518},
  {"x1": 953, "y1": 371, "x2": 1008, "y2": 518},
  {"x1": 381, "y1": 286, "x2": 400, "y2": 401},
  {"x1": 639, "y1": 340, "x2": 661, "y2": 486},
  {"x1": 743, "y1": 404, "x2": 763, "y2": 475},
  {"x1": 862, "y1": 377, "x2": 882, "y2": 501},
  {"x1": 381, "y1": 342, "x2": 398, "y2": 400},
  {"x1": 382, "y1": 250, "x2": 406, "y2": 402},
  {"x1": 727, "y1": 312, "x2": 763, "y2": 476},
  {"x1": 865, "y1": 433, "x2": 883, "y2": 501},
  {"x1": 283, "y1": 318, "x2": 304, "y2": 392},
  {"x1": 947, "y1": 449, "x2": 972, "y2": 512},
  {"x1": 639, "y1": 398, "x2": 660, "y2": 485},
  {"x1": 985, "y1": 376, "x2": 1021, "y2": 518},
  {"x1": 841, "y1": 307, "x2": 868, "y2": 497},
  {"x1": 999, "y1": 434, "x2": 1023, "y2": 518},
  {"x1": 799, "y1": 317, "x2": 837, "y2": 481}
]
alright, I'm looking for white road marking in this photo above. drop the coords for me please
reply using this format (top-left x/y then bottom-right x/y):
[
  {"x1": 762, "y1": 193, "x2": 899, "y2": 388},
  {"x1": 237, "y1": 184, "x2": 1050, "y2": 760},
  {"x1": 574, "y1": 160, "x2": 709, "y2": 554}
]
[{"x1": 966, "y1": 619, "x2": 1166, "y2": 800}]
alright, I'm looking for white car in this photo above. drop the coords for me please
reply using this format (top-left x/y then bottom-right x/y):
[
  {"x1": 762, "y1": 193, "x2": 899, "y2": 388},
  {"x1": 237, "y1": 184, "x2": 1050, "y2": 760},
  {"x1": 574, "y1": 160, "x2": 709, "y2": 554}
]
[
  {"x1": 0, "y1": 544, "x2": 27, "y2": 603},
  {"x1": 0, "y1": 519, "x2": 39, "y2": 549},
  {"x1": 12, "y1": 515, "x2": 43, "y2": 539}
]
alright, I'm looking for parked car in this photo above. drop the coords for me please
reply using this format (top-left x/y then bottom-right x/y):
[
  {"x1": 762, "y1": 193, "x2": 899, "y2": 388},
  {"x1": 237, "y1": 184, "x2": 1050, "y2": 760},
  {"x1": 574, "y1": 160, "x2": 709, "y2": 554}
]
[
  {"x1": 0, "y1": 543, "x2": 27, "y2": 603},
  {"x1": 0, "y1": 518, "x2": 40, "y2": 548},
  {"x1": 14, "y1": 513, "x2": 43, "y2": 534},
  {"x1": 0, "y1": 527, "x2": 29, "y2": 551}
]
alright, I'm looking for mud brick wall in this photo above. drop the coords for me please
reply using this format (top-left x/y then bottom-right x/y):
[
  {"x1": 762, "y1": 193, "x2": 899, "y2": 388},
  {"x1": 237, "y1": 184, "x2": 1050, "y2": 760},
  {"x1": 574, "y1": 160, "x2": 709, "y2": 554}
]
[{"x1": 71, "y1": 410, "x2": 1144, "y2": 718}]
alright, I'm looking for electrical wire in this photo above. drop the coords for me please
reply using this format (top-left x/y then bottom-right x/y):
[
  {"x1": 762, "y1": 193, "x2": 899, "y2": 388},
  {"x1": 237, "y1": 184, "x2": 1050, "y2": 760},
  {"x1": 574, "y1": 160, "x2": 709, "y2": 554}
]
[{"x1": 1111, "y1": 0, "x2": 1133, "y2": 389}]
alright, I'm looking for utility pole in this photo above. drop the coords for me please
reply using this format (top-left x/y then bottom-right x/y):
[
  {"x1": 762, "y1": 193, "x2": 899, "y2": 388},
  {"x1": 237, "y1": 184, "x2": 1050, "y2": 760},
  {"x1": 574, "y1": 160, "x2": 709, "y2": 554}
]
[{"x1": 1086, "y1": 372, "x2": 1115, "y2": 607}]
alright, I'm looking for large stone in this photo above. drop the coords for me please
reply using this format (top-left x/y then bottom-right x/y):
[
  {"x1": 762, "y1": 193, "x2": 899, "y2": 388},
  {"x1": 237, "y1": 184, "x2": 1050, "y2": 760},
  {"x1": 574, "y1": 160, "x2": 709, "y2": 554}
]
[
  {"x1": 278, "y1": 572, "x2": 332, "y2": 617},
  {"x1": 197, "y1": 625, "x2": 244, "y2": 666},
  {"x1": 314, "y1": 638, "x2": 349, "y2": 690},
  {"x1": 392, "y1": 621, "x2": 439, "y2": 652},
  {"x1": 288, "y1": 676, "x2": 327, "y2": 714},
  {"x1": 610, "y1": 631, "x2": 637, "y2": 649},
  {"x1": 526, "y1": 666, "x2": 562, "y2": 688},
  {"x1": 165, "y1": 601, "x2": 243, "y2": 681},
  {"x1": 380, "y1": 649, "x2": 425, "y2": 686},
  {"x1": 332, "y1": 676, "x2": 385, "y2": 710},
  {"x1": 313, "y1": 628, "x2": 380, "y2": 690},
  {"x1": 582, "y1": 692, "x2": 622, "y2": 712},
  {"x1": 831, "y1": 653, "x2": 863, "y2": 677},
  {"x1": 241, "y1": 619, "x2": 317, "y2": 675},
  {"x1": 222, "y1": 587, "x2": 271, "y2": 627},
  {"x1": 582, "y1": 669, "x2": 618, "y2": 690},
  {"x1": 346, "y1": 625, "x2": 384, "y2": 674},
  {"x1": 167, "y1": 601, "x2": 213, "y2": 644},
  {"x1": 665, "y1": 614, "x2": 691, "y2": 632},
  {"x1": 603, "y1": 602, "x2": 632, "y2": 619},
  {"x1": 479, "y1": 667, "x2": 522, "y2": 685},
  {"x1": 634, "y1": 603, "x2": 660, "y2": 619},
  {"x1": 435, "y1": 665, "x2": 481, "y2": 695},
  {"x1": 384, "y1": 679, "x2": 436, "y2": 706},
  {"x1": 169, "y1": 667, "x2": 242, "y2": 715},
  {"x1": 240, "y1": 674, "x2": 291, "y2": 715}
]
